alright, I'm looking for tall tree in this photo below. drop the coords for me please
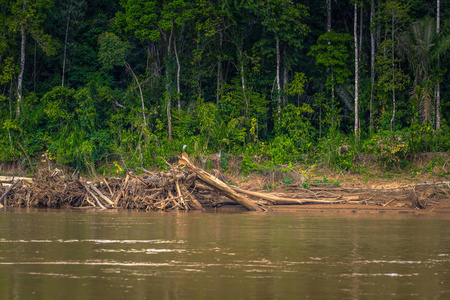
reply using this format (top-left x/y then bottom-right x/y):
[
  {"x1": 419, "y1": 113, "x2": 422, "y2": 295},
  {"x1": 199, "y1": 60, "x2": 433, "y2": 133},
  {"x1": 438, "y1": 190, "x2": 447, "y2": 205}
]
[
  {"x1": 251, "y1": 0, "x2": 309, "y2": 116},
  {"x1": 6, "y1": 0, "x2": 56, "y2": 116},
  {"x1": 117, "y1": 0, "x2": 195, "y2": 141},
  {"x1": 376, "y1": 0, "x2": 410, "y2": 131},
  {"x1": 370, "y1": 0, "x2": 376, "y2": 134},
  {"x1": 309, "y1": 31, "x2": 353, "y2": 130},
  {"x1": 354, "y1": 2, "x2": 359, "y2": 141},
  {"x1": 436, "y1": 0, "x2": 440, "y2": 130},
  {"x1": 60, "y1": 0, "x2": 86, "y2": 88}
]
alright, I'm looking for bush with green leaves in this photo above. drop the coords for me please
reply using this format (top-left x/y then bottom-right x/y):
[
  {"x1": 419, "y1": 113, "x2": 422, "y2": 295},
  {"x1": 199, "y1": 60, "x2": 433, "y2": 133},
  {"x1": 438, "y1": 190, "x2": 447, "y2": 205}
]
[
  {"x1": 362, "y1": 130, "x2": 408, "y2": 167},
  {"x1": 405, "y1": 122, "x2": 448, "y2": 153},
  {"x1": 315, "y1": 129, "x2": 355, "y2": 171},
  {"x1": 263, "y1": 135, "x2": 299, "y2": 165},
  {"x1": 275, "y1": 103, "x2": 314, "y2": 154}
]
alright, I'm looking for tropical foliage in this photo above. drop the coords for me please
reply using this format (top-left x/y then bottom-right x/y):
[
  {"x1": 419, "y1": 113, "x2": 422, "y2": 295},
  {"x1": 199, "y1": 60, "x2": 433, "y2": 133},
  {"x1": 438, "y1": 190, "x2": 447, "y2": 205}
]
[{"x1": 0, "y1": 0, "x2": 449, "y2": 173}]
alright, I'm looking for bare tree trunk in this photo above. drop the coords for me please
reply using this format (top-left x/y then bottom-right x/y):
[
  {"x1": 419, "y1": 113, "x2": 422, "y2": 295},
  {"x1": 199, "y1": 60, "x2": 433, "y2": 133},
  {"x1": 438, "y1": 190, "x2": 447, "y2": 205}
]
[
  {"x1": 124, "y1": 61, "x2": 146, "y2": 127},
  {"x1": 238, "y1": 47, "x2": 248, "y2": 118},
  {"x1": 216, "y1": 32, "x2": 223, "y2": 105},
  {"x1": 147, "y1": 41, "x2": 160, "y2": 85},
  {"x1": 319, "y1": 104, "x2": 322, "y2": 138},
  {"x1": 33, "y1": 40, "x2": 36, "y2": 92},
  {"x1": 195, "y1": 32, "x2": 202, "y2": 99},
  {"x1": 17, "y1": 24, "x2": 26, "y2": 117},
  {"x1": 354, "y1": 3, "x2": 359, "y2": 140},
  {"x1": 174, "y1": 37, "x2": 181, "y2": 111},
  {"x1": 331, "y1": 70, "x2": 335, "y2": 129},
  {"x1": 369, "y1": 0, "x2": 375, "y2": 134},
  {"x1": 275, "y1": 36, "x2": 281, "y2": 116},
  {"x1": 326, "y1": 0, "x2": 331, "y2": 131},
  {"x1": 62, "y1": 12, "x2": 70, "y2": 87},
  {"x1": 370, "y1": 0, "x2": 375, "y2": 134},
  {"x1": 283, "y1": 60, "x2": 288, "y2": 107},
  {"x1": 390, "y1": 15, "x2": 395, "y2": 132},
  {"x1": 436, "y1": 0, "x2": 441, "y2": 130},
  {"x1": 167, "y1": 30, "x2": 173, "y2": 141}
]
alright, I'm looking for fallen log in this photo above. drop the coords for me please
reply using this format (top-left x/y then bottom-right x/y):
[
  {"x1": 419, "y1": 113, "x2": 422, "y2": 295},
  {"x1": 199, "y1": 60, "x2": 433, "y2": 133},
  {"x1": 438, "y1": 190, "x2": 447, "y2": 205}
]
[
  {"x1": 88, "y1": 183, "x2": 115, "y2": 206},
  {"x1": 180, "y1": 184, "x2": 203, "y2": 210},
  {"x1": 84, "y1": 184, "x2": 106, "y2": 209},
  {"x1": 113, "y1": 174, "x2": 129, "y2": 206},
  {"x1": 179, "y1": 153, "x2": 264, "y2": 211},
  {"x1": 230, "y1": 186, "x2": 347, "y2": 204},
  {"x1": 0, "y1": 176, "x2": 33, "y2": 184}
]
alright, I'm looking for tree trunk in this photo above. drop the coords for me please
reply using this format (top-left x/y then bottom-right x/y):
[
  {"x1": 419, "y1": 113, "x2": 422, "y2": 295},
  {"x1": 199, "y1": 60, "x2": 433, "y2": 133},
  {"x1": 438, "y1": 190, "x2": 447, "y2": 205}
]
[
  {"x1": 319, "y1": 104, "x2": 322, "y2": 139},
  {"x1": 174, "y1": 37, "x2": 181, "y2": 111},
  {"x1": 195, "y1": 32, "x2": 202, "y2": 99},
  {"x1": 390, "y1": 14, "x2": 395, "y2": 132},
  {"x1": 167, "y1": 30, "x2": 173, "y2": 141},
  {"x1": 354, "y1": 3, "x2": 359, "y2": 140},
  {"x1": 33, "y1": 40, "x2": 36, "y2": 92},
  {"x1": 17, "y1": 24, "x2": 26, "y2": 117},
  {"x1": 275, "y1": 36, "x2": 281, "y2": 116},
  {"x1": 436, "y1": 0, "x2": 440, "y2": 130},
  {"x1": 331, "y1": 69, "x2": 335, "y2": 129},
  {"x1": 370, "y1": 0, "x2": 375, "y2": 135},
  {"x1": 124, "y1": 61, "x2": 146, "y2": 127},
  {"x1": 216, "y1": 32, "x2": 223, "y2": 105},
  {"x1": 283, "y1": 60, "x2": 288, "y2": 107},
  {"x1": 62, "y1": 12, "x2": 70, "y2": 87},
  {"x1": 238, "y1": 47, "x2": 248, "y2": 118},
  {"x1": 147, "y1": 41, "x2": 160, "y2": 87},
  {"x1": 178, "y1": 153, "x2": 264, "y2": 211}
]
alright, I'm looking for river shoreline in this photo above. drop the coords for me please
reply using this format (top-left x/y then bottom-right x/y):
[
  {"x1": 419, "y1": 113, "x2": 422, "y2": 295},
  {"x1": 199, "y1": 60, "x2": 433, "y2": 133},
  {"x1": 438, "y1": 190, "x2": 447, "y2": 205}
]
[{"x1": 1, "y1": 152, "x2": 449, "y2": 216}]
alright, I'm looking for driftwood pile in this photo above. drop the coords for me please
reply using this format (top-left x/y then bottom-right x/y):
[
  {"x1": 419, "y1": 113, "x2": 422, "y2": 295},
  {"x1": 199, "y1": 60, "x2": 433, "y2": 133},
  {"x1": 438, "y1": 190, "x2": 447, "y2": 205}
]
[{"x1": 1, "y1": 153, "x2": 449, "y2": 211}]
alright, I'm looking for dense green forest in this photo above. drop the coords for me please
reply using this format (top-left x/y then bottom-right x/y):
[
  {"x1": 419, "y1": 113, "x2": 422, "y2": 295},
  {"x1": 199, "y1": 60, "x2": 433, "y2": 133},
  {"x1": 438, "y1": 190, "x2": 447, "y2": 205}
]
[{"x1": 0, "y1": 0, "x2": 449, "y2": 174}]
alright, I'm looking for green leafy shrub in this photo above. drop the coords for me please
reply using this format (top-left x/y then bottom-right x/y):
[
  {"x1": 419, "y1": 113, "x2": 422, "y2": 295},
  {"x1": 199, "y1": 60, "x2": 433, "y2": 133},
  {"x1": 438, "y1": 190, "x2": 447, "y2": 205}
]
[
  {"x1": 363, "y1": 130, "x2": 407, "y2": 167},
  {"x1": 275, "y1": 103, "x2": 314, "y2": 154},
  {"x1": 316, "y1": 129, "x2": 355, "y2": 171},
  {"x1": 263, "y1": 135, "x2": 299, "y2": 165}
]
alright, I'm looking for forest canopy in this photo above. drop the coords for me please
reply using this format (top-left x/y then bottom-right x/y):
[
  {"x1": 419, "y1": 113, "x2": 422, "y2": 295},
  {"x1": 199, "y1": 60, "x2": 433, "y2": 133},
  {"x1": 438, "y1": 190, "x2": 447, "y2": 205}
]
[{"x1": 0, "y1": 0, "x2": 449, "y2": 173}]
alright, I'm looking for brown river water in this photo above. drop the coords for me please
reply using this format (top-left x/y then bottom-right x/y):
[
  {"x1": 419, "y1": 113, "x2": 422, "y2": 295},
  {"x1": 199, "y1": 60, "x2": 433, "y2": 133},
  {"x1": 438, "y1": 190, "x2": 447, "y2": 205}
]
[{"x1": 0, "y1": 209, "x2": 449, "y2": 299}]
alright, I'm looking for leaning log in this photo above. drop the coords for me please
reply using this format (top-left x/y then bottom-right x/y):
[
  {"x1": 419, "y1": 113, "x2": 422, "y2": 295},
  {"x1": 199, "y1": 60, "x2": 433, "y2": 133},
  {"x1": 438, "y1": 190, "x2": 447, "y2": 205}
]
[
  {"x1": 0, "y1": 179, "x2": 22, "y2": 207},
  {"x1": 179, "y1": 153, "x2": 264, "y2": 211},
  {"x1": 180, "y1": 184, "x2": 204, "y2": 210},
  {"x1": 88, "y1": 183, "x2": 115, "y2": 206}
]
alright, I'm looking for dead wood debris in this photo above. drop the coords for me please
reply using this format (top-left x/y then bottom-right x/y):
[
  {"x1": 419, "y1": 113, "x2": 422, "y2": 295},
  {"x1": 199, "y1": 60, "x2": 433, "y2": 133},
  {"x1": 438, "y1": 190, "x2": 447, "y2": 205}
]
[{"x1": 1, "y1": 154, "x2": 449, "y2": 211}]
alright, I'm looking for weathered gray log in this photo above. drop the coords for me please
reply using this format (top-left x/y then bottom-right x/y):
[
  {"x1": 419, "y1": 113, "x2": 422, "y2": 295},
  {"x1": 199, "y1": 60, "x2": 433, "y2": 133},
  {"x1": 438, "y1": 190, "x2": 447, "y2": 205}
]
[
  {"x1": 179, "y1": 153, "x2": 264, "y2": 211},
  {"x1": 0, "y1": 176, "x2": 33, "y2": 184},
  {"x1": 230, "y1": 186, "x2": 347, "y2": 204},
  {"x1": 89, "y1": 183, "x2": 115, "y2": 206},
  {"x1": 83, "y1": 184, "x2": 106, "y2": 209},
  {"x1": 180, "y1": 184, "x2": 203, "y2": 210}
]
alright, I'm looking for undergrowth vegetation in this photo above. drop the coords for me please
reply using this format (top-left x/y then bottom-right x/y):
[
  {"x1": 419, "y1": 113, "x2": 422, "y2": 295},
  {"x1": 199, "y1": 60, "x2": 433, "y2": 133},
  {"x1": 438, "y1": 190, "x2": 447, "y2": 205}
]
[
  {"x1": 2, "y1": 83, "x2": 449, "y2": 177},
  {"x1": 1, "y1": 1, "x2": 449, "y2": 177}
]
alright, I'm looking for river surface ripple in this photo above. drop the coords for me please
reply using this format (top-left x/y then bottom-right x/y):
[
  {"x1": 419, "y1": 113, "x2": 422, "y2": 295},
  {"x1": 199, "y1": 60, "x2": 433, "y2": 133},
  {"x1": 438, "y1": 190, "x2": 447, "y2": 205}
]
[{"x1": 0, "y1": 209, "x2": 449, "y2": 299}]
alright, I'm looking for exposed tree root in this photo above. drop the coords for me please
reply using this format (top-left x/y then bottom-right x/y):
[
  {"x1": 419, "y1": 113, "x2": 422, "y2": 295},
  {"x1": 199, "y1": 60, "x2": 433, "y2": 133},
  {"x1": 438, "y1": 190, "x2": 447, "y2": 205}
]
[{"x1": 1, "y1": 153, "x2": 449, "y2": 211}]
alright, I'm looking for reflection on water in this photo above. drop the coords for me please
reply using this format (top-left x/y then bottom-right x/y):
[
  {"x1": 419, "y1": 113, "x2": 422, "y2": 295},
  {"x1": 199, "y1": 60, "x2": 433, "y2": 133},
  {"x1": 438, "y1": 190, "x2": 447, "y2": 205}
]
[{"x1": 0, "y1": 209, "x2": 449, "y2": 299}]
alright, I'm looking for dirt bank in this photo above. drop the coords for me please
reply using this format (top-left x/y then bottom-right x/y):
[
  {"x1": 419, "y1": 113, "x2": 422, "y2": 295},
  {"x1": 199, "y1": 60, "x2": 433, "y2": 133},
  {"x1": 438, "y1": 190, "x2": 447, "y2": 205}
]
[{"x1": 1, "y1": 152, "x2": 449, "y2": 216}]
